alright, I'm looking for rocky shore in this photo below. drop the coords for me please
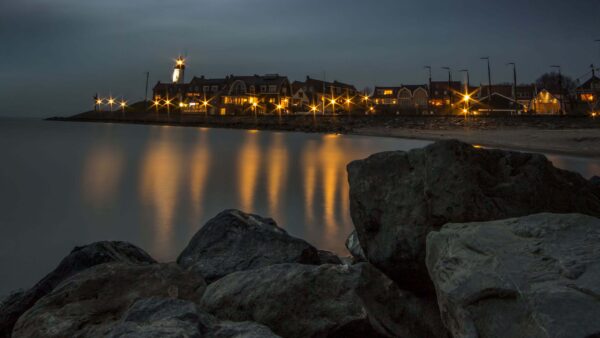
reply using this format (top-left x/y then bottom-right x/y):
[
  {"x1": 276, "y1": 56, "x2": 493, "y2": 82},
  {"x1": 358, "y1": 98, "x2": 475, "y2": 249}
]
[
  {"x1": 2, "y1": 140, "x2": 600, "y2": 337},
  {"x1": 48, "y1": 111, "x2": 600, "y2": 157}
]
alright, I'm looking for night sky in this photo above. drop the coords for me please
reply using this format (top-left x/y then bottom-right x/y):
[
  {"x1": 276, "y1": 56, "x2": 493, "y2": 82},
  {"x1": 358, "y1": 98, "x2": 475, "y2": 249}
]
[{"x1": 1, "y1": 0, "x2": 598, "y2": 117}]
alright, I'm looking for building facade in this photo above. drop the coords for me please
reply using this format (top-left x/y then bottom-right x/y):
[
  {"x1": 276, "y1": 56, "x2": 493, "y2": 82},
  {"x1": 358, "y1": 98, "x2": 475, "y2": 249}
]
[
  {"x1": 291, "y1": 76, "x2": 359, "y2": 113},
  {"x1": 153, "y1": 74, "x2": 292, "y2": 115}
]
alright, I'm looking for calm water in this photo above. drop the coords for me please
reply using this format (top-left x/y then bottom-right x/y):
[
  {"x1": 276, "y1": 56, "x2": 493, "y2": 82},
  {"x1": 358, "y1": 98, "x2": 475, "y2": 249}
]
[{"x1": 1, "y1": 118, "x2": 599, "y2": 294}]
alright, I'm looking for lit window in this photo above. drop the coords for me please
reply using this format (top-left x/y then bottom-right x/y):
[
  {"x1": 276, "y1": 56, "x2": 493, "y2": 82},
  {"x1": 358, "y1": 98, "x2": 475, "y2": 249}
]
[
  {"x1": 384, "y1": 89, "x2": 393, "y2": 96},
  {"x1": 581, "y1": 93, "x2": 595, "y2": 102}
]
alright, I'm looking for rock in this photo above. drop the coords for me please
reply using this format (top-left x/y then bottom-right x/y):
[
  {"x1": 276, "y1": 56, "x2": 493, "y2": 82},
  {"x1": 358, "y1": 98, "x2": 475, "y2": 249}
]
[
  {"x1": 177, "y1": 210, "x2": 320, "y2": 282},
  {"x1": 201, "y1": 263, "x2": 446, "y2": 338},
  {"x1": 211, "y1": 321, "x2": 281, "y2": 338},
  {"x1": 345, "y1": 230, "x2": 366, "y2": 262},
  {"x1": 426, "y1": 213, "x2": 600, "y2": 338},
  {"x1": 0, "y1": 241, "x2": 156, "y2": 337},
  {"x1": 108, "y1": 297, "x2": 211, "y2": 338},
  {"x1": 347, "y1": 140, "x2": 600, "y2": 293},
  {"x1": 108, "y1": 297, "x2": 215, "y2": 338},
  {"x1": 108, "y1": 297, "x2": 280, "y2": 338},
  {"x1": 591, "y1": 175, "x2": 600, "y2": 188},
  {"x1": 317, "y1": 250, "x2": 343, "y2": 265},
  {"x1": 12, "y1": 263, "x2": 206, "y2": 338}
]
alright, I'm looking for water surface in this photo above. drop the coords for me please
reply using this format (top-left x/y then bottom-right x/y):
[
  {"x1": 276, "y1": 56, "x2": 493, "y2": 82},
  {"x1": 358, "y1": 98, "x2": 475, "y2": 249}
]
[{"x1": 1, "y1": 118, "x2": 599, "y2": 294}]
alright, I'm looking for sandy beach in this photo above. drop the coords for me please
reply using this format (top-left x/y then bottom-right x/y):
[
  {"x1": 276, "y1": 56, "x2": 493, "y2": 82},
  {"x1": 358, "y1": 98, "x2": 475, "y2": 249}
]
[{"x1": 354, "y1": 127, "x2": 600, "y2": 158}]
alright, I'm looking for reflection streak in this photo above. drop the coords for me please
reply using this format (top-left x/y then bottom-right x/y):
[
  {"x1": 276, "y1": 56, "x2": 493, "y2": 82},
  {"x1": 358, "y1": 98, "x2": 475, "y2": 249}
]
[
  {"x1": 139, "y1": 130, "x2": 182, "y2": 258},
  {"x1": 81, "y1": 143, "x2": 124, "y2": 208},
  {"x1": 238, "y1": 131, "x2": 261, "y2": 212},
  {"x1": 267, "y1": 133, "x2": 288, "y2": 223}
]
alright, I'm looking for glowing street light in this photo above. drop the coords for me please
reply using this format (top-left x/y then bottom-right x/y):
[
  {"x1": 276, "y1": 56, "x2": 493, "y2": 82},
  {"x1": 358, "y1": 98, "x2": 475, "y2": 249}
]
[
  {"x1": 108, "y1": 97, "x2": 115, "y2": 112},
  {"x1": 120, "y1": 100, "x2": 127, "y2": 113}
]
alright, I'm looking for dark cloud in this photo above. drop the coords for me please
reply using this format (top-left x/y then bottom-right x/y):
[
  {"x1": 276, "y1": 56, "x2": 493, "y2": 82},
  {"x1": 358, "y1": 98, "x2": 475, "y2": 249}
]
[{"x1": 1, "y1": 0, "x2": 599, "y2": 117}]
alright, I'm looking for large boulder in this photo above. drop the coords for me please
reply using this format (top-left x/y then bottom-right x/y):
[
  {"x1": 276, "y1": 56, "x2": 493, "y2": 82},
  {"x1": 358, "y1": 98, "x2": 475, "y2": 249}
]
[
  {"x1": 177, "y1": 209, "x2": 320, "y2": 282},
  {"x1": 201, "y1": 263, "x2": 447, "y2": 338},
  {"x1": 591, "y1": 175, "x2": 600, "y2": 188},
  {"x1": 426, "y1": 213, "x2": 600, "y2": 338},
  {"x1": 108, "y1": 297, "x2": 215, "y2": 338},
  {"x1": 347, "y1": 140, "x2": 600, "y2": 293},
  {"x1": 12, "y1": 263, "x2": 206, "y2": 338},
  {"x1": 0, "y1": 241, "x2": 156, "y2": 337},
  {"x1": 109, "y1": 297, "x2": 280, "y2": 338},
  {"x1": 211, "y1": 321, "x2": 282, "y2": 338}
]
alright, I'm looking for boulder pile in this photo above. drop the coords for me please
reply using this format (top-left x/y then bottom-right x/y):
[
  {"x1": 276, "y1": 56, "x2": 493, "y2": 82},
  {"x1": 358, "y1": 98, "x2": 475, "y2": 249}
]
[{"x1": 2, "y1": 140, "x2": 599, "y2": 338}]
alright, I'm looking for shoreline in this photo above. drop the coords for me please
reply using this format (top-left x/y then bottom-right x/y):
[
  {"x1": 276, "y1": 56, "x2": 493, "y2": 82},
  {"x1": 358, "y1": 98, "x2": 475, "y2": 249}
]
[{"x1": 47, "y1": 114, "x2": 600, "y2": 158}]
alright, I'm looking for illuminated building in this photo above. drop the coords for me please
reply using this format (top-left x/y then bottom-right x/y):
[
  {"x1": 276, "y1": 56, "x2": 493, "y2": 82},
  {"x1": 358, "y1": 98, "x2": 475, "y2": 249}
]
[
  {"x1": 475, "y1": 84, "x2": 535, "y2": 115},
  {"x1": 370, "y1": 85, "x2": 429, "y2": 114},
  {"x1": 575, "y1": 73, "x2": 600, "y2": 115},
  {"x1": 153, "y1": 73, "x2": 292, "y2": 115},
  {"x1": 291, "y1": 76, "x2": 358, "y2": 114},
  {"x1": 531, "y1": 89, "x2": 562, "y2": 115}
]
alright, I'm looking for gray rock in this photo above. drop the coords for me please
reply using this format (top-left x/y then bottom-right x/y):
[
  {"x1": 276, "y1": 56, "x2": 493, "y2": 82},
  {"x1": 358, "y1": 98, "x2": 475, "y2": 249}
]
[
  {"x1": 317, "y1": 250, "x2": 343, "y2": 265},
  {"x1": 0, "y1": 241, "x2": 156, "y2": 337},
  {"x1": 212, "y1": 321, "x2": 281, "y2": 338},
  {"x1": 177, "y1": 210, "x2": 320, "y2": 282},
  {"x1": 12, "y1": 263, "x2": 206, "y2": 338},
  {"x1": 108, "y1": 297, "x2": 280, "y2": 338},
  {"x1": 345, "y1": 230, "x2": 366, "y2": 262},
  {"x1": 109, "y1": 297, "x2": 215, "y2": 338},
  {"x1": 201, "y1": 263, "x2": 447, "y2": 338},
  {"x1": 426, "y1": 213, "x2": 600, "y2": 338},
  {"x1": 591, "y1": 175, "x2": 600, "y2": 188},
  {"x1": 347, "y1": 140, "x2": 600, "y2": 293}
]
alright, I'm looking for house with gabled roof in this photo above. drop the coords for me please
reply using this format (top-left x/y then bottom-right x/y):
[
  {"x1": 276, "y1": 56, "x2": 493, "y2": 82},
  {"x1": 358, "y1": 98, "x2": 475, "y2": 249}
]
[
  {"x1": 291, "y1": 76, "x2": 358, "y2": 113},
  {"x1": 370, "y1": 85, "x2": 429, "y2": 114}
]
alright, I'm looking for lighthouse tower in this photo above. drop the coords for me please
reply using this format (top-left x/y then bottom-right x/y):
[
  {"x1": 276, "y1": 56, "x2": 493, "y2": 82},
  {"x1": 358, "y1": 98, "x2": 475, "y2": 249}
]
[{"x1": 172, "y1": 56, "x2": 186, "y2": 84}]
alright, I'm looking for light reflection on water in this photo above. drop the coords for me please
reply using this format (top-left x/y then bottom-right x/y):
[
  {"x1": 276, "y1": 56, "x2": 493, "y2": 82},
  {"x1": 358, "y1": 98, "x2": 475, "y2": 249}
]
[{"x1": 0, "y1": 119, "x2": 599, "y2": 294}]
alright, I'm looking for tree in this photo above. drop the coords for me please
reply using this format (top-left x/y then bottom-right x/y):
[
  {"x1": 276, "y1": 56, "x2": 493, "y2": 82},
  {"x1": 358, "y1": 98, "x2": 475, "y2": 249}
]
[{"x1": 536, "y1": 72, "x2": 576, "y2": 93}]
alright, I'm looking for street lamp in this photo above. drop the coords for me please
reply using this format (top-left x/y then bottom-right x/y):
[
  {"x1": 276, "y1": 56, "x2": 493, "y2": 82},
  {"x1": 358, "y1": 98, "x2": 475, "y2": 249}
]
[
  {"x1": 481, "y1": 57, "x2": 493, "y2": 114},
  {"x1": 442, "y1": 67, "x2": 452, "y2": 108},
  {"x1": 551, "y1": 65, "x2": 563, "y2": 115},
  {"x1": 108, "y1": 97, "x2": 115, "y2": 112},
  {"x1": 165, "y1": 97, "x2": 172, "y2": 116},
  {"x1": 252, "y1": 102, "x2": 258, "y2": 118},
  {"x1": 120, "y1": 100, "x2": 127, "y2": 113},
  {"x1": 95, "y1": 97, "x2": 103, "y2": 112},
  {"x1": 424, "y1": 66, "x2": 432, "y2": 113},
  {"x1": 507, "y1": 62, "x2": 518, "y2": 114}
]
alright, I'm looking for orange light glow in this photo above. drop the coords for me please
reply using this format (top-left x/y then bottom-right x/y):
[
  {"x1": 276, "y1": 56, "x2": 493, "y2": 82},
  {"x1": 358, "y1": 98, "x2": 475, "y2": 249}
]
[
  {"x1": 267, "y1": 133, "x2": 289, "y2": 222},
  {"x1": 238, "y1": 131, "x2": 261, "y2": 212}
]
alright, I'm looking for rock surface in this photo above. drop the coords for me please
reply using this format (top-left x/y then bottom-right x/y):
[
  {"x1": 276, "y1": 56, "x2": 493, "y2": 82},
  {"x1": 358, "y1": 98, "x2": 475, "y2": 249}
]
[
  {"x1": 211, "y1": 321, "x2": 282, "y2": 338},
  {"x1": 426, "y1": 213, "x2": 600, "y2": 338},
  {"x1": 12, "y1": 263, "x2": 206, "y2": 338},
  {"x1": 591, "y1": 175, "x2": 600, "y2": 188},
  {"x1": 0, "y1": 241, "x2": 156, "y2": 337},
  {"x1": 347, "y1": 140, "x2": 600, "y2": 293},
  {"x1": 98, "y1": 296, "x2": 281, "y2": 338},
  {"x1": 109, "y1": 297, "x2": 214, "y2": 338},
  {"x1": 201, "y1": 263, "x2": 446, "y2": 338},
  {"x1": 177, "y1": 209, "x2": 320, "y2": 282},
  {"x1": 317, "y1": 250, "x2": 343, "y2": 265},
  {"x1": 345, "y1": 230, "x2": 367, "y2": 262}
]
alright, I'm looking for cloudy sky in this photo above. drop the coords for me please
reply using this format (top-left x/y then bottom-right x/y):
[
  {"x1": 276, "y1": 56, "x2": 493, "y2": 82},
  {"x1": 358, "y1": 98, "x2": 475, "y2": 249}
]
[{"x1": 0, "y1": 0, "x2": 598, "y2": 117}]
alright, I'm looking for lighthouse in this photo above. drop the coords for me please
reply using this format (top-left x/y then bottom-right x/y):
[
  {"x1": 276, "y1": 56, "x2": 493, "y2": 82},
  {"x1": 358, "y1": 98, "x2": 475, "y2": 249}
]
[{"x1": 172, "y1": 56, "x2": 186, "y2": 84}]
